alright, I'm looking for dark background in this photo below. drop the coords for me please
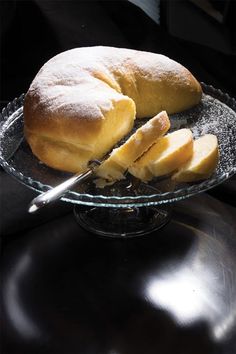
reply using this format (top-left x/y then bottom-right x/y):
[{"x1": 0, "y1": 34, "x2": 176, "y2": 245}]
[{"x1": 1, "y1": 0, "x2": 235, "y2": 103}]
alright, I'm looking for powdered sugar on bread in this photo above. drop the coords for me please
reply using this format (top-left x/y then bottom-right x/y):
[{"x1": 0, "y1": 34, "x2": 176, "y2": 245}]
[{"x1": 24, "y1": 46, "x2": 202, "y2": 173}]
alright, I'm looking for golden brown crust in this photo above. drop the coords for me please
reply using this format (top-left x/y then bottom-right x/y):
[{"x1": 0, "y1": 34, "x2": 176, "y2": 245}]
[{"x1": 24, "y1": 46, "x2": 202, "y2": 173}]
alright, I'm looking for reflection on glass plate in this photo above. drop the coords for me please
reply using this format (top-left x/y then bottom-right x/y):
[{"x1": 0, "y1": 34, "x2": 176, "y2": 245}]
[{"x1": 0, "y1": 84, "x2": 236, "y2": 208}]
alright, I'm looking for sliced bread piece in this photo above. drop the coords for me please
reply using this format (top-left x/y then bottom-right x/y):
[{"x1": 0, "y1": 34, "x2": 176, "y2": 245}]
[
  {"x1": 172, "y1": 134, "x2": 219, "y2": 182},
  {"x1": 95, "y1": 111, "x2": 170, "y2": 182},
  {"x1": 129, "y1": 128, "x2": 193, "y2": 181}
]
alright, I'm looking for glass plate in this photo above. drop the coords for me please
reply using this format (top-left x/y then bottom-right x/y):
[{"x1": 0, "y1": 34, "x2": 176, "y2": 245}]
[{"x1": 0, "y1": 84, "x2": 236, "y2": 208}]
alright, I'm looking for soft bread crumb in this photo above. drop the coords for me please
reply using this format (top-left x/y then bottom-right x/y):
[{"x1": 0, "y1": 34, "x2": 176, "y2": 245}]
[
  {"x1": 129, "y1": 129, "x2": 193, "y2": 181},
  {"x1": 172, "y1": 134, "x2": 219, "y2": 182},
  {"x1": 95, "y1": 111, "x2": 170, "y2": 183}
]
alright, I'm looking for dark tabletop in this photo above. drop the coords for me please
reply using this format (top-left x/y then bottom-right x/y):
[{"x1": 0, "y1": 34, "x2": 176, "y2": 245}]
[
  {"x1": 1, "y1": 1, "x2": 236, "y2": 353},
  {"x1": 1, "y1": 171, "x2": 236, "y2": 354}
]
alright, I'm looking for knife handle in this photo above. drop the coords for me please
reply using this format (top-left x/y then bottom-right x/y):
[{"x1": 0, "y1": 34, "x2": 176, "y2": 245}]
[{"x1": 28, "y1": 168, "x2": 94, "y2": 213}]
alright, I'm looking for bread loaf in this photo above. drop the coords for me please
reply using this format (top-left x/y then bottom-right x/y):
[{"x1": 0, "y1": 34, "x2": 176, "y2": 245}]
[{"x1": 24, "y1": 46, "x2": 202, "y2": 173}]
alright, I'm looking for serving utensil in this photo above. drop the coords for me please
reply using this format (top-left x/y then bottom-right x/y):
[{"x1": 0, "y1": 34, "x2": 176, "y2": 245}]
[{"x1": 28, "y1": 160, "x2": 101, "y2": 213}]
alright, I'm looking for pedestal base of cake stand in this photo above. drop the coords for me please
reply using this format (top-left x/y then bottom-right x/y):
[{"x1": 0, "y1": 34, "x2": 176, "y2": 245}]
[{"x1": 73, "y1": 205, "x2": 173, "y2": 238}]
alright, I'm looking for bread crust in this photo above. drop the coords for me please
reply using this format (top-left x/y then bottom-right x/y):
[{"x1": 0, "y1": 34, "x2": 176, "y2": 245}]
[{"x1": 24, "y1": 46, "x2": 202, "y2": 172}]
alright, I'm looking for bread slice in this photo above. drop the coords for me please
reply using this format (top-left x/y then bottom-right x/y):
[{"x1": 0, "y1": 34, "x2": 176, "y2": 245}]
[
  {"x1": 95, "y1": 111, "x2": 170, "y2": 181},
  {"x1": 172, "y1": 134, "x2": 219, "y2": 182},
  {"x1": 129, "y1": 129, "x2": 193, "y2": 181}
]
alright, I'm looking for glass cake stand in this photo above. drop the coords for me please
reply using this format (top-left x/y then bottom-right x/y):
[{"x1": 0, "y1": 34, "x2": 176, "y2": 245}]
[{"x1": 0, "y1": 84, "x2": 236, "y2": 237}]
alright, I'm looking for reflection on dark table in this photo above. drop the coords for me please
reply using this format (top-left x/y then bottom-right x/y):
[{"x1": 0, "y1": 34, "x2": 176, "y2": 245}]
[{"x1": 1, "y1": 172, "x2": 236, "y2": 354}]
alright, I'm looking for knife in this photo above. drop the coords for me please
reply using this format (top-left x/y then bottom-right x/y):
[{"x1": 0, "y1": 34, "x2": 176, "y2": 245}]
[{"x1": 28, "y1": 160, "x2": 101, "y2": 213}]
